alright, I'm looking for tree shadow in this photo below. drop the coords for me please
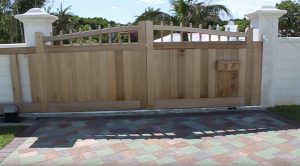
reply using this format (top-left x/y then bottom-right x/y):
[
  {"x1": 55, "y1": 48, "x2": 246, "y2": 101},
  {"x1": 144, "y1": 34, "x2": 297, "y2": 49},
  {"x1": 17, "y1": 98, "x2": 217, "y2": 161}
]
[{"x1": 22, "y1": 111, "x2": 300, "y2": 148}]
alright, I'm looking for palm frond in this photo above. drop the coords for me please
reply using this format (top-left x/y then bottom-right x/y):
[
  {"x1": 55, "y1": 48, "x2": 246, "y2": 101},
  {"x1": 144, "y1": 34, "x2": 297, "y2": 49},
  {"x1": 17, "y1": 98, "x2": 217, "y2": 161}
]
[{"x1": 135, "y1": 9, "x2": 175, "y2": 24}]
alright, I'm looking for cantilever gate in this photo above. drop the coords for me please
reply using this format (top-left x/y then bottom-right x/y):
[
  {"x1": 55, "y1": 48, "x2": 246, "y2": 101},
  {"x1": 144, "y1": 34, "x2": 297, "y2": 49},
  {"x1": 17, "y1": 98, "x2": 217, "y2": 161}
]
[{"x1": 0, "y1": 21, "x2": 262, "y2": 112}]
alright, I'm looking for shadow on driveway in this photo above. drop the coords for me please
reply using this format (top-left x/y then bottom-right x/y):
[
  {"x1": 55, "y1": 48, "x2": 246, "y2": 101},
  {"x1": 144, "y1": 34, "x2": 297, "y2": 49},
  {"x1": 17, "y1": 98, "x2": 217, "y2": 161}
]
[{"x1": 27, "y1": 111, "x2": 300, "y2": 148}]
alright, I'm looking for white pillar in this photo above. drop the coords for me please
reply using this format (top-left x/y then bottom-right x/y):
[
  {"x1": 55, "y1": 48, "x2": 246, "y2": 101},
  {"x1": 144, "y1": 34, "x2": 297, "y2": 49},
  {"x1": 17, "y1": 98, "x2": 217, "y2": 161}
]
[
  {"x1": 14, "y1": 8, "x2": 58, "y2": 102},
  {"x1": 245, "y1": 5, "x2": 286, "y2": 108}
]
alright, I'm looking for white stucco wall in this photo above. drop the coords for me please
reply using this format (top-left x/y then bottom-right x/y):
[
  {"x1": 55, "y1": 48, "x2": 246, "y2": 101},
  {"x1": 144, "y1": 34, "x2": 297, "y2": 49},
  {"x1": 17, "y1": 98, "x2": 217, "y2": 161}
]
[
  {"x1": 274, "y1": 38, "x2": 300, "y2": 105},
  {"x1": 0, "y1": 43, "x2": 32, "y2": 104},
  {"x1": 0, "y1": 54, "x2": 14, "y2": 103}
]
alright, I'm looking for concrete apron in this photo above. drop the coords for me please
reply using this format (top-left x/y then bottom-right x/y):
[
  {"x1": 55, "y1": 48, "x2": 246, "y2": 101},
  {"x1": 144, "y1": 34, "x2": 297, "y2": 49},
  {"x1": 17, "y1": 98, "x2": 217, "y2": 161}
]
[{"x1": 20, "y1": 106, "x2": 264, "y2": 119}]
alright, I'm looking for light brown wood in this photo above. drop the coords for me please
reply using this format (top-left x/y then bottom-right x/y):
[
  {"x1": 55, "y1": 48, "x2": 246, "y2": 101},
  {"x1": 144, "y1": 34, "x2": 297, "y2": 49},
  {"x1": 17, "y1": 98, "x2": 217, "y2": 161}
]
[
  {"x1": 145, "y1": 21, "x2": 155, "y2": 109},
  {"x1": 9, "y1": 54, "x2": 22, "y2": 103},
  {"x1": 138, "y1": 21, "x2": 149, "y2": 109},
  {"x1": 244, "y1": 28, "x2": 254, "y2": 105},
  {"x1": 48, "y1": 100, "x2": 140, "y2": 112},
  {"x1": 154, "y1": 42, "x2": 246, "y2": 50},
  {"x1": 155, "y1": 97, "x2": 245, "y2": 109},
  {"x1": 238, "y1": 49, "x2": 246, "y2": 97},
  {"x1": 35, "y1": 32, "x2": 48, "y2": 112},
  {"x1": 208, "y1": 49, "x2": 217, "y2": 98},
  {"x1": 45, "y1": 44, "x2": 141, "y2": 53},
  {"x1": 154, "y1": 25, "x2": 246, "y2": 37},
  {"x1": 0, "y1": 47, "x2": 36, "y2": 54},
  {"x1": 43, "y1": 26, "x2": 138, "y2": 42},
  {"x1": 19, "y1": 22, "x2": 262, "y2": 112},
  {"x1": 0, "y1": 101, "x2": 140, "y2": 113}
]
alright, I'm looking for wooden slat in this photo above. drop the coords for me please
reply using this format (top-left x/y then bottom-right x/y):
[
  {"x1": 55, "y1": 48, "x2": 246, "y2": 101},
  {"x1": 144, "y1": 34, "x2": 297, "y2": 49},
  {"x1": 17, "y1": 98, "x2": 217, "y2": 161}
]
[
  {"x1": 170, "y1": 49, "x2": 178, "y2": 99},
  {"x1": 184, "y1": 49, "x2": 194, "y2": 98},
  {"x1": 154, "y1": 42, "x2": 246, "y2": 50},
  {"x1": 28, "y1": 54, "x2": 40, "y2": 102},
  {"x1": 35, "y1": 32, "x2": 48, "y2": 112},
  {"x1": 252, "y1": 46, "x2": 262, "y2": 100},
  {"x1": 155, "y1": 97, "x2": 245, "y2": 109},
  {"x1": 48, "y1": 100, "x2": 140, "y2": 112},
  {"x1": 253, "y1": 42, "x2": 263, "y2": 48},
  {"x1": 177, "y1": 49, "x2": 185, "y2": 99},
  {"x1": 238, "y1": 49, "x2": 246, "y2": 97},
  {"x1": 17, "y1": 103, "x2": 42, "y2": 113},
  {"x1": 0, "y1": 101, "x2": 140, "y2": 113},
  {"x1": 45, "y1": 44, "x2": 141, "y2": 53},
  {"x1": 208, "y1": 49, "x2": 217, "y2": 98},
  {"x1": 154, "y1": 25, "x2": 247, "y2": 37},
  {"x1": 161, "y1": 49, "x2": 171, "y2": 99},
  {"x1": 154, "y1": 50, "x2": 162, "y2": 99},
  {"x1": 123, "y1": 51, "x2": 133, "y2": 100},
  {"x1": 200, "y1": 49, "x2": 209, "y2": 98},
  {"x1": 115, "y1": 51, "x2": 125, "y2": 100},
  {"x1": 244, "y1": 28, "x2": 254, "y2": 105},
  {"x1": 145, "y1": 21, "x2": 155, "y2": 108},
  {"x1": 9, "y1": 54, "x2": 22, "y2": 103},
  {"x1": 43, "y1": 26, "x2": 138, "y2": 42},
  {"x1": 137, "y1": 21, "x2": 149, "y2": 109},
  {"x1": 108, "y1": 51, "x2": 117, "y2": 100},
  {"x1": 0, "y1": 47, "x2": 36, "y2": 54}
]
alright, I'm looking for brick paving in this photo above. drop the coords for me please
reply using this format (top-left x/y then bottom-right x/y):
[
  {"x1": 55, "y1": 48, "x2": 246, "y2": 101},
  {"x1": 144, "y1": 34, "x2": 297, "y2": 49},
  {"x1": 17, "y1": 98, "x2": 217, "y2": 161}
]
[{"x1": 1, "y1": 111, "x2": 300, "y2": 165}]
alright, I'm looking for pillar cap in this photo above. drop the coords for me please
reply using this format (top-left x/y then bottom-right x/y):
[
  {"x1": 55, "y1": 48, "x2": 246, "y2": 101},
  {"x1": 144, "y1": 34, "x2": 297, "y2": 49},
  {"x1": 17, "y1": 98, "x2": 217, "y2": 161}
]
[
  {"x1": 15, "y1": 8, "x2": 58, "y2": 23},
  {"x1": 245, "y1": 5, "x2": 287, "y2": 19}
]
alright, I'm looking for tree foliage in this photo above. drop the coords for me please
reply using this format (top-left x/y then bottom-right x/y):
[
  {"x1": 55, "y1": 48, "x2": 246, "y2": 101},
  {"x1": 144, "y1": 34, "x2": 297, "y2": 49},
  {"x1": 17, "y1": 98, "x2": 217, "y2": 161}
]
[
  {"x1": 0, "y1": 0, "x2": 47, "y2": 43},
  {"x1": 135, "y1": 0, "x2": 231, "y2": 28},
  {"x1": 276, "y1": 0, "x2": 300, "y2": 37},
  {"x1": 232, "y1": 18, "x2": 250, "y2": 32},
  {"x1": 233, "y1": 0, "x2": 300, "y2": 36}
]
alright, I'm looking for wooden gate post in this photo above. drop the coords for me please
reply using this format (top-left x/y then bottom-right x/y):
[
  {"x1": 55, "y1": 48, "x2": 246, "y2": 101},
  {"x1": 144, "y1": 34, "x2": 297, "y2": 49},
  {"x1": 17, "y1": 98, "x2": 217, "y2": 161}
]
[
  {"x1": 138, "y1": 21, "x2": 154, "y2": 109},
  {"x1": 245, "y1": 28, "x2": 254, "y2": 105},
  {"x1": 35, "y1": 32, "x2": 48, "y2": 112}
]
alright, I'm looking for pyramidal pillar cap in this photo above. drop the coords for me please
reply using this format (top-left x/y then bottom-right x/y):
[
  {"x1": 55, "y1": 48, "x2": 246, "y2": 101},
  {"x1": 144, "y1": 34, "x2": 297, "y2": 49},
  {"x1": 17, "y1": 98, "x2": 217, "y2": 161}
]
[
  {"x1": 15, "y1": 8, "x2": 58, "y2": 23},
  {"x1": 245, "y1": 5, "x2": 287, "y2": 19}
]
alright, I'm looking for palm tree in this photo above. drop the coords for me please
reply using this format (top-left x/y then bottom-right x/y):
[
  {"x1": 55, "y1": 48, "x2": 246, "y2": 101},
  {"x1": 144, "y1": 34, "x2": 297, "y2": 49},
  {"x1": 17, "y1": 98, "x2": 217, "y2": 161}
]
[
  {"x1": 135, "y1": 0, "x2": 231, "y2": 28},
  {"x1": 53, "y1": 3, "x2": 73, "y2": 35}
]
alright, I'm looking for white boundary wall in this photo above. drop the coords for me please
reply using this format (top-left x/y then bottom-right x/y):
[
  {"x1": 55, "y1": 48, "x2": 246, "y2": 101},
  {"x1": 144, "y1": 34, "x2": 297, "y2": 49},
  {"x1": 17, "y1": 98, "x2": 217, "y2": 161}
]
[
  {"x1": 1, "y1": 6, "x2": 300, "y2": 108},
  {"x1": 0, "y1": 44, "x2": 32, "y2": 104},
  {"x1": 274, "y1": 38, "x2": 300, "y2": 105}
]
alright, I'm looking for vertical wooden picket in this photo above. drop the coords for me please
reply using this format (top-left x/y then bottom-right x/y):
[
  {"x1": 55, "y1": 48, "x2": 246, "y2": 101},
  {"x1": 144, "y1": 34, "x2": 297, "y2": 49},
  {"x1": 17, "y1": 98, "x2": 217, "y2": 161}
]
[
  {"x1": 35, "y1": 32, "x2": 48, "y2": 112},
  {"x1": 245, "y1": 28, "x2": 254, "y2": 105},
  {"x1": 138, "y1": 21, "x2": 154, "y2": 109}
]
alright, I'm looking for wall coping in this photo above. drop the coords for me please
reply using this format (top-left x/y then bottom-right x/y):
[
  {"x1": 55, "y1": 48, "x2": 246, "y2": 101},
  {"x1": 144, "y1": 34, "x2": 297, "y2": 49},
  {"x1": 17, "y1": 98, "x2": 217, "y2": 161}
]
[
  {"x1": 15, "y1": 8, "x2": 58, "y2": 23},
  {"x1": 277, "y1": 37, "x2": 300, "y2": 43},
  {"x1": 0, "y1": 43, "x2": 26, "y2": 48}
]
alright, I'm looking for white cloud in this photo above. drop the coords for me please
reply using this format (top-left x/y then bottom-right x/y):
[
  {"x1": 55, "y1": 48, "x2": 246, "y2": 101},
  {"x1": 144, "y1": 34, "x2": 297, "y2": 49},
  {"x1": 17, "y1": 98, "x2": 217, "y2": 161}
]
[
  {"x1": 139, "y1": 0, "x2": 167, "y2": 4},
  {"x1": 215, "y1": 0, "x2": 282, "y2": 18}
]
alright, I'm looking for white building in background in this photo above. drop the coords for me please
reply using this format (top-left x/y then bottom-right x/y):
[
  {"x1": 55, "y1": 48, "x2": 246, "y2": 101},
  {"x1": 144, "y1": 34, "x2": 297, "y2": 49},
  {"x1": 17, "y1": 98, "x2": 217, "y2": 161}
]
[{"x1": 154, "y1": 21, "x2": 244, "y2": 42}]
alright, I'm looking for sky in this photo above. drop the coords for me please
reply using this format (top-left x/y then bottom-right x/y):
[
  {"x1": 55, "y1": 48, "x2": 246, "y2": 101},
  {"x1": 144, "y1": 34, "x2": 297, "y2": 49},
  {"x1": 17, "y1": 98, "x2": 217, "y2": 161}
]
[{"x1": 50, "y1": 0, "x2": 284, "y2": 24}]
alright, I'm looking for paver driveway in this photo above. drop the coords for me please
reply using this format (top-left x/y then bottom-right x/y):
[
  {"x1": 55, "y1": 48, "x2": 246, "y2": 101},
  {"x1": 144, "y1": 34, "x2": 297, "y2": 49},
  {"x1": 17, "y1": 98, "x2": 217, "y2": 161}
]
[{"x1": 1, "y1": 111, "x2": 300, "y2": 166}]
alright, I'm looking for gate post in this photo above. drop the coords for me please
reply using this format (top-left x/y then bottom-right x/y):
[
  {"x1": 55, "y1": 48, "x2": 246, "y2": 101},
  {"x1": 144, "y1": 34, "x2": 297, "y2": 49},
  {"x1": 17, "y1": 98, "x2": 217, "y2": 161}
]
[
  {"x1": 245, "y1": 5, "x2": 286, "y2": 108},
  {"x1": 14, "y1": 8, "x2": 57, "y2": 110},
  {"x1": 138, "y1": 21, "x2": 154, "y2": 109},
  {"x1": 35, "y1": 32, "x2": 48, "y2": 112},
  {"x1": 245, "y1": 28, "x2": 254, "y2": 105}
]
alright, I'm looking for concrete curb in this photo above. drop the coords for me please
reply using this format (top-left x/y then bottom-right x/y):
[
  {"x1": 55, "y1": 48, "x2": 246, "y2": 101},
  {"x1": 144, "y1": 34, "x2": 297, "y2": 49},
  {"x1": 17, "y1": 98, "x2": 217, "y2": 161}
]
[{"x1": 20, "y1": 106, "x2": 264, "y2": 118}]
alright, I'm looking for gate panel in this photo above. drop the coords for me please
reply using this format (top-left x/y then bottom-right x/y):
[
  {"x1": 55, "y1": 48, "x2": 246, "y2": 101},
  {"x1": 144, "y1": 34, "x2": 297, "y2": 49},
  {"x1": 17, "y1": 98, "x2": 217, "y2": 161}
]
[
  {"x1": 6, "y1": 21, "x2": 262, "y2": 112},
  {"x1": 152, "y1": 46, "x2": 255, "y2": 109},
  {"x1": 28, "y1": 49, "x2": 144, "y2": 112}
]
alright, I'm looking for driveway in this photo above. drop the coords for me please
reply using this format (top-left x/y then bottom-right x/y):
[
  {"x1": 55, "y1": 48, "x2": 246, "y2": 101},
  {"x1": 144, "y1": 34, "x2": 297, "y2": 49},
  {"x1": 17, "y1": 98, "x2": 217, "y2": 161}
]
[{"x1": 1, "y1": 111, "x2": 300, "y2": 165}]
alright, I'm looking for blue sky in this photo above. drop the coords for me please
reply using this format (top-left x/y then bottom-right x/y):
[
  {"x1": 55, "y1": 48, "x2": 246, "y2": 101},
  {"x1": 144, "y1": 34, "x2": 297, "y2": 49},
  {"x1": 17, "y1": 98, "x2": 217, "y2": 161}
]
[{"x1": 51, "y1": 0, "x2": 283, "y2": 23}]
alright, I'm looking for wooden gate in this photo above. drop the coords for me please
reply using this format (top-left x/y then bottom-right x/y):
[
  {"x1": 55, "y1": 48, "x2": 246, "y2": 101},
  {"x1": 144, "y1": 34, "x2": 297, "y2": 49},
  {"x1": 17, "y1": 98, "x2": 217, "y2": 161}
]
[{"x1": 0, "y1": 21, "x2": 262, "y2": 112}]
